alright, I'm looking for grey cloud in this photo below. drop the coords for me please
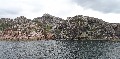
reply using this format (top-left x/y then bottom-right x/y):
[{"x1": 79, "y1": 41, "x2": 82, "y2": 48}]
[
  {"x1": 0, "y1": 8, "x2": 20, "y2": 15},
  {"x1": 73, "y1": 0, "x2": 120, "y2": 13}
]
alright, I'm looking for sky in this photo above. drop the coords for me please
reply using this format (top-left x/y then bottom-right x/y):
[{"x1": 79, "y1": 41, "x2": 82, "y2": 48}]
[{"x1": 0, "y1": 0, "x2": 120, "y2": 23}]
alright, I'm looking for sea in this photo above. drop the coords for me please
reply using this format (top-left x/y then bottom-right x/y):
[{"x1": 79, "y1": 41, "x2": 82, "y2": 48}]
[{"x1": 0, "y1": 40, "x2": 120, "y2": 59}]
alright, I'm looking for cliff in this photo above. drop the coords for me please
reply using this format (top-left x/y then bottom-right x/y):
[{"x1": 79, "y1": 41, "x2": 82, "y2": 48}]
[{"x1": 0, "y1": 13, "x2": 120, "y2": 41}]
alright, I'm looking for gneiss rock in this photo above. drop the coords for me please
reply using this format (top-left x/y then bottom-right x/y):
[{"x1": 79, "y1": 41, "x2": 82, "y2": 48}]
[{"x1": 0, "y1": 14, "x2": 120, "y2": 41}]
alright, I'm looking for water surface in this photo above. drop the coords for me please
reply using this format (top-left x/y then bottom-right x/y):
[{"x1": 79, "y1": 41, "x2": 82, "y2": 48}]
[{"x1": 0, "y1": 40, "x2": 120, "y2": 59}]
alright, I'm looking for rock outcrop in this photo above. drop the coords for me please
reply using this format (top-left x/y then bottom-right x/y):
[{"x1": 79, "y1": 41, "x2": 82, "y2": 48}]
[{"x1": 0, "y1": 13, "x2": 120, "y2": 41}]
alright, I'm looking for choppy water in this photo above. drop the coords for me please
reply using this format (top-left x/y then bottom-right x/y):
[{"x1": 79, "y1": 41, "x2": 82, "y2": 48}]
[{"x1": 0, "y1": 40, "x2": 120, "y2": 59}]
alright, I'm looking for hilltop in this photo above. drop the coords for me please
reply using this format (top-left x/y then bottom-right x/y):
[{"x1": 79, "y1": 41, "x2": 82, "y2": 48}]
[{"x1": 0, "y1": 13, "x2": 120, "y2": 41}]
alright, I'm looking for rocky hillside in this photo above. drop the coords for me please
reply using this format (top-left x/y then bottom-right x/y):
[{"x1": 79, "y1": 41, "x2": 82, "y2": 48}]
[{"x1": 0, "y1": 14, "x2": 119, "y2": 41}]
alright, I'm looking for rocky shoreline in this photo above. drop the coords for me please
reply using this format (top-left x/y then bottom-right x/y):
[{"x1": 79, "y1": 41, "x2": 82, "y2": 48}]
[{"x1": 0, "y1": 14, "x2": 120, "y2": 41}]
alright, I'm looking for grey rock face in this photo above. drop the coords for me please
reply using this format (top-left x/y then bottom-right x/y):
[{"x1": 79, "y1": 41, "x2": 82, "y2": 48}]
[{"x1": 54, "y1": 15, "x2": 120, "y2": 40}]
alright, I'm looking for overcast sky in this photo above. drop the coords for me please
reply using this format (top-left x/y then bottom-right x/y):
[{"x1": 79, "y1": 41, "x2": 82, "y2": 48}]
[{"x1": 0, "y1": 0, "x2": 120, "y2": 23}]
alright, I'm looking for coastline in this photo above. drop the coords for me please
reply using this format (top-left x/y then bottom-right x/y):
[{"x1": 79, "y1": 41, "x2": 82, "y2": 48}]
[{"x1": 0, "y1": 14, "x2": 120, "y2": 41}]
